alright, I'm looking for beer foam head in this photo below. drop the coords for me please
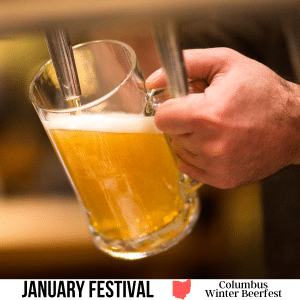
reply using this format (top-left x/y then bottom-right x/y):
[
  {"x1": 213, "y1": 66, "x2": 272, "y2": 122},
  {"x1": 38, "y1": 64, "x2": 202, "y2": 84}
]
[{"x1": 45, "y1": 113, "x2": 162, "y2": 134}]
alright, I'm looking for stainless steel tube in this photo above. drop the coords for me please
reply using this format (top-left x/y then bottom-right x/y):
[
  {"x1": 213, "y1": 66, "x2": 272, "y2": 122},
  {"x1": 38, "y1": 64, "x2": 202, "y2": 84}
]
[
  {"x1": 44, "y1": 27, "x2": 81, "y2": 100},
  {"x1": 154, "y1": 19, "x2": 188, "y2": 98}
]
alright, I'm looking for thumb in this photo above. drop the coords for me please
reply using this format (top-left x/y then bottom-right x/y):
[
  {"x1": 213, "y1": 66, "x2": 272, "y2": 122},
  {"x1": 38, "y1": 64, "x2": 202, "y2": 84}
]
[
  {"x1": 183, "y1": 48, "x2": 234, "y2": 82},
  {"x1": 146, "y1": 47, "x2": 235, "y2": 89},
  {"x1": 145, "y1": 68, "x2": 166, "y2": 89}
]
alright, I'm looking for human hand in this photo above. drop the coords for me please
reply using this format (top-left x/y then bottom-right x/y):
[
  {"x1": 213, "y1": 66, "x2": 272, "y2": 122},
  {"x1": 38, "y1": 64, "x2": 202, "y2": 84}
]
[{"x1": 146, "y1": 48, "x2": 300, "y2": 189}]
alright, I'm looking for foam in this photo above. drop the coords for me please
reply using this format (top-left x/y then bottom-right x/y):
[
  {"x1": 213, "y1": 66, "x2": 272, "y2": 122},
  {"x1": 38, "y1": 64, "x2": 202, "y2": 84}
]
[{"x1": 44, "y1": 113, "x2": 162, "y2": 134}]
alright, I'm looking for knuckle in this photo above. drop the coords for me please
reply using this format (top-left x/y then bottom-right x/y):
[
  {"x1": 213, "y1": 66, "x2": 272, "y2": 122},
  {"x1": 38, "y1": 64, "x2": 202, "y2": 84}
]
[
  {"x1": 204, "y1": 139, "x2": 229, "y2": 159},
  {"x1": 217, "y1": 47, "x2": 240, "y2": 62},
  {"x1": 213, "y1": 141, "x2": 228, "y2": 158}
]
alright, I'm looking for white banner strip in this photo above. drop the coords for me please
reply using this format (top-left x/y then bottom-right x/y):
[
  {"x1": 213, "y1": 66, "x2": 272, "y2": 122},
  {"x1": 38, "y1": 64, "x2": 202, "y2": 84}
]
[{"x1": 0, "y1": 279, "x2": 299, "y2": 299}]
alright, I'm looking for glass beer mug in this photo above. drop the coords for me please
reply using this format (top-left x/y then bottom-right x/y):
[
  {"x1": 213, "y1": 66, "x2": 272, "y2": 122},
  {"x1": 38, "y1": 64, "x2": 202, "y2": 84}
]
[{"x1": 29, "y1": 40, "x2": 200, "y2": 260}]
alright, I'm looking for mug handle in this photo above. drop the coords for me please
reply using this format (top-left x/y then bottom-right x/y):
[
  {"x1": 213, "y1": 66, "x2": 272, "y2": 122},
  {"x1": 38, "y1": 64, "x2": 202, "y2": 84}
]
[{"x1": 145, "y1": 88, "x2": 203, "y2": 194}]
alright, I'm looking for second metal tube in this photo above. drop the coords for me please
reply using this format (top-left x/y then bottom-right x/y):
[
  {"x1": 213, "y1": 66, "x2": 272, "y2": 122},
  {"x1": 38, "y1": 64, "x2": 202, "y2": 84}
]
[{"x1": 154, "y1": 19, "x2": 189, "y2": 98}]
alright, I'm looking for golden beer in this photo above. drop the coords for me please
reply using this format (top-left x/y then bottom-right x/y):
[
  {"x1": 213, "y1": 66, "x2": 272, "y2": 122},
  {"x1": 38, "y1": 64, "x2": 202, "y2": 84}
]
[
  {"x1": 30, "y1": 40, "x2": 200, "y2": 260},
  {"x1": 46, "y1": 113, "x2": 198, "y2": 259}
]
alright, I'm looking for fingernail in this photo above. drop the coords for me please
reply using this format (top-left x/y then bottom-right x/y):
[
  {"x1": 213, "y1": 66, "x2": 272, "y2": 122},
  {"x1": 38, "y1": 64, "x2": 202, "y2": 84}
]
[{"x1": 146, "y1": 68, "x2": 163, "y2": 84}]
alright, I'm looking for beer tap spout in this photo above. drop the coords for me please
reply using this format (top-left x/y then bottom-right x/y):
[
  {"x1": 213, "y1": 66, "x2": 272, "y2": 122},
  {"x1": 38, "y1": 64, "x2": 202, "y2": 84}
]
[
  {"x1": 153, "y1": 18, "x2": 188, "y2": 99},
  {"x1": 44, "y1": 26, "x2": 81, "y2": 107}
]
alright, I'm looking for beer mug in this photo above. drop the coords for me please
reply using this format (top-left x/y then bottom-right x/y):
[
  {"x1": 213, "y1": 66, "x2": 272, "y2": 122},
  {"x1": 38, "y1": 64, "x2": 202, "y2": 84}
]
[{"x1": 29, "y1": 40, "x2": 200, "y2": 260}]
